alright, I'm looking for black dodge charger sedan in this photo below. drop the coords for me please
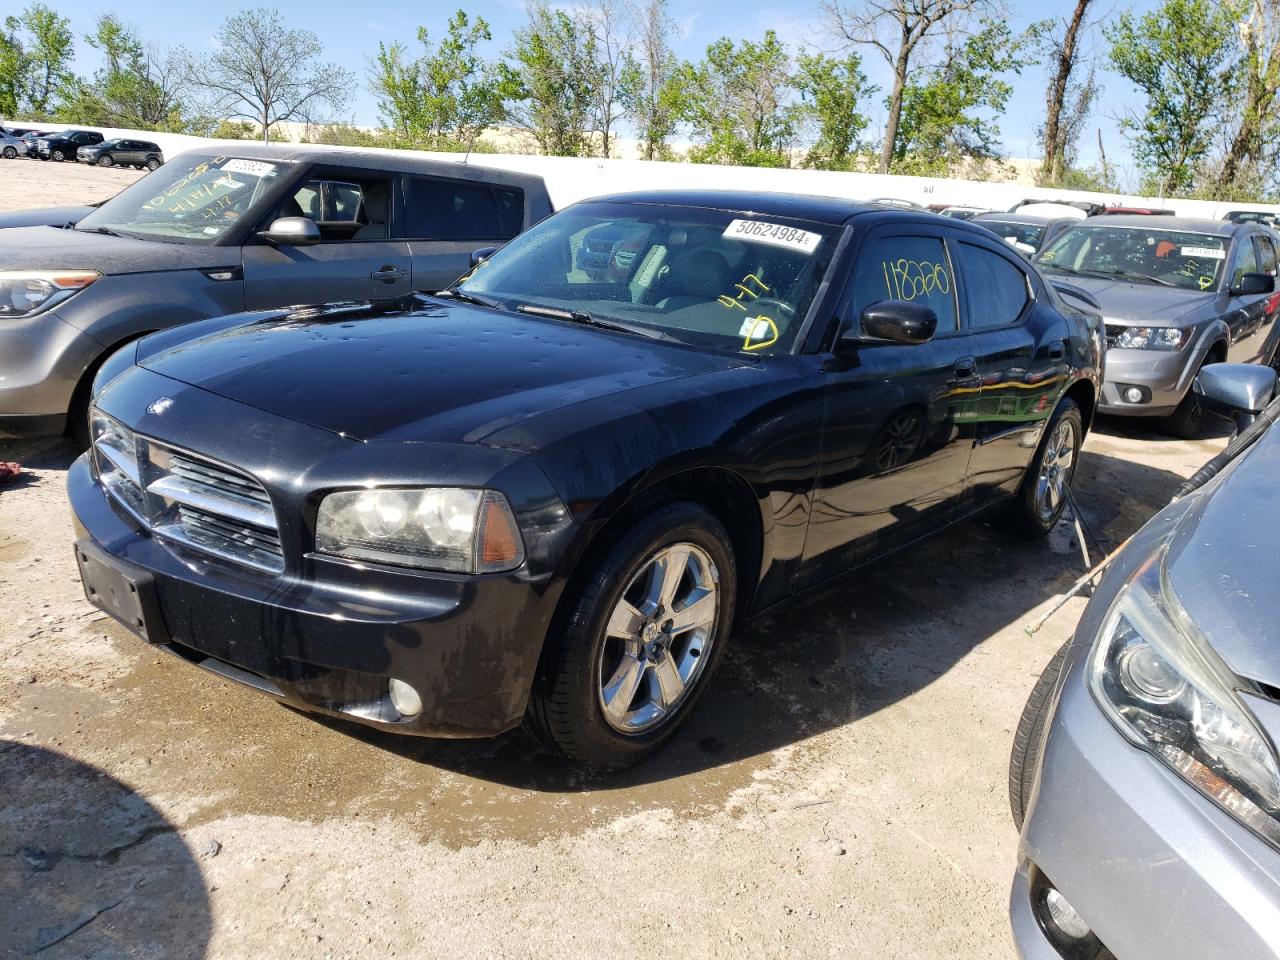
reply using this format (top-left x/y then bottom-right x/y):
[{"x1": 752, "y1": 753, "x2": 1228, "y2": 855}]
[{"x1": 70, "y1": 191, "x2": 1102, "y2": 769}]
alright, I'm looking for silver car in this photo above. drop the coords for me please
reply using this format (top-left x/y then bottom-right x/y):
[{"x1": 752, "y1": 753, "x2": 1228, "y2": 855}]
[
  {"x1": 1036, "y1": 216, "x2": 1280, "y2": 437},
  {"x1": 1009, "y1": 362, "x2": 1280, "y2": 959},
  {"x1": 1, "y1": 128, "x2": 44, "y2": 159}
]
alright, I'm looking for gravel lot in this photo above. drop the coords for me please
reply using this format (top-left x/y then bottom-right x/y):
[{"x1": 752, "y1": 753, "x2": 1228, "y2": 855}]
[{"x1": 0, "y1": 161, "x2": 1230, "y2": 959}]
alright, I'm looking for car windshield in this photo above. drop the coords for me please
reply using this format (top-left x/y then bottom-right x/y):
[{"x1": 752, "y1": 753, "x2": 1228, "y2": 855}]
[
  {"x1": 1037, "y1": 225, "x2": 1228, "y2": 291},
  {"x1": 977, "y1": 220, "x2": 1045, "y2": 249},
  {"x1": 456, "y1": 201, "x2": 840, "y2": 355},
  {"x1": 76, "y1": 154, "x2": 290, "y2": 244}
]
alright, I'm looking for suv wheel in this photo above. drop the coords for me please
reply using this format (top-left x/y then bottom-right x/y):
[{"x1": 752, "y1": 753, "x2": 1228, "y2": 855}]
[
  {"x1": 2, "y1": 146, "x2": 14, "y2": 159},
  {"x1": 1009, "y1": 397, "x2": 1083, "y2": 538},
  {"x1": 1009, "y1": 641, "x2": 1070, "y2": 828},
  {"x1": 50, "y1": 150, "x2": 63, "y2": 162},
  {"x1": 527, "y1": 500, "x2": 737, "y2": 770},
  {"x1": 97, "y1": 154, "x2": 113, "y2": 167},
  {"x1": 145, "y1": 158, "x2": 160, "y2": 171},
  {"x1": 1160, "y1": 364, "x2": 1211, "y2": 438}
]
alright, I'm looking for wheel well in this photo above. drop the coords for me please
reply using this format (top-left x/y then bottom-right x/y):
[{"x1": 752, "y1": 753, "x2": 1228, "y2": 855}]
[
  {"x1": 1207, "y1": 340, "x2": 1228, "y2": 364},
  {"x1": 1063, "y1": 379, "x2": 1096, "y2": 430},
  {"x1": 65, "y1": 332, "x2": 153, "y2": 435},
  {"x1": 563, "y1": 467, "x2": 765, "y2": 631}
]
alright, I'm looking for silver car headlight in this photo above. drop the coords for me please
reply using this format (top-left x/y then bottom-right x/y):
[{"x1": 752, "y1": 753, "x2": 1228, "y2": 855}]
[
  {"x1": 1110, "y1": 325, "x2": 1189, "y2": 351},
  {"x1": 0, "y1": 270, "x2": 101, "y2": 318},
  {"x1": 315, "y1": 487, "x2": 525, "y2": 574},
  {"x1": 1089, "y1": 547, "x2": 1280, "y2": 846}
]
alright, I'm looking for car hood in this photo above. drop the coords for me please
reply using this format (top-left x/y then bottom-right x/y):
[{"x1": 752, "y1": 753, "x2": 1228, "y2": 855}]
[
  {"x1": 0, "y1": 225, "x2": 232, "y2": 273},
  {"x1": 1039, "y1": 271, "x2": 1215, "y2": 325},
  {"x1": 1166, "y1": 424, "x2": 1280, "y2": 689},
  {"x1": 0, "y1": 205, "x2": 94, "y2": 229},
  {"x1": 137, "y1": 296, "x2": 749, "y2": 444}
]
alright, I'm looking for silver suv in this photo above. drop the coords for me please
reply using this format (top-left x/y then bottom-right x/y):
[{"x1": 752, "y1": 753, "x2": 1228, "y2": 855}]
[{"x1": 0, "y1": 145, "x2": 552, "y2": 443}]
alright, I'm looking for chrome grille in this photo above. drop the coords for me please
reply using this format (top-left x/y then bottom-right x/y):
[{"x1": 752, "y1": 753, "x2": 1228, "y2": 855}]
[{"x1": 91, "y1": 410, "x2": 284, "y2": 574}]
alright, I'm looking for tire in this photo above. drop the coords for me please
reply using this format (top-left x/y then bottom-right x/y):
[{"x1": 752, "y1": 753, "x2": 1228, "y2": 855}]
[
  {"x1": 1160, "y1": 366, "x2": 1211, "y2": 439},
  {"x1": 526, "y1": 499, "x2": 737, "y2": 771},
  {"x1": 146, "y1": 158, "x2": 160, "y2": 171},
  {"x1": 97, "y1": 154, "x2": 113, "y2": 167},
  {"x1": 1009, "y1": 641, "x2": 1070, "y2": 829},
  {"x1": 1009, "y1": 398, "x2": 1083, "y2": 538},
  {"x1": 2, "y1": 146, "x2": 14, "y2": 159},
  {"x1": 51, "y1": 150, "x2": 64, "y2": 162}
]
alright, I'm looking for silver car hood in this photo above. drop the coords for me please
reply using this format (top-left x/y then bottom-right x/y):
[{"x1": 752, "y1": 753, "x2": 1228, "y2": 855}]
[
  {"x1": 1166, "y1": 425, "x2": 1280, "y2": 689},
  {"x1": 1039, "y1": 272, "x2": 1218, "y2": 325},
  {"x1": 0, "y1": 225, "x2": 232, "y2": 274}
]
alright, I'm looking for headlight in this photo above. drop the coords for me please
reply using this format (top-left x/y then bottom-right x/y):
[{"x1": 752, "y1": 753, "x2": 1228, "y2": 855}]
[
  {"x1": 315, "y1": 487, "x2": 525, "y2": 574},
  {"x1": 1110, "y1": 325, "x2": 1188, "y2": 351},
  {"x1": 1089, "y1": 548, "x2": 1280, "y2": 846},
  {"x1": 0, "y1": 271, "x2": 100, "y2": 318}
]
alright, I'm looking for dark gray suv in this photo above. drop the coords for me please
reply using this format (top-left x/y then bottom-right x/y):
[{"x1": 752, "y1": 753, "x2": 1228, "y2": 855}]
[{"x1": 0, "y1": 145, "x2": 553, "y2": 442}]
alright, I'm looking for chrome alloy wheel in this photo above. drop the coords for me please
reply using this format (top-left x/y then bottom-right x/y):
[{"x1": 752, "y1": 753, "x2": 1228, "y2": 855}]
[
  {"x1": 1035, "y1": 418, "x2": 1077, "y2": 523},
  {"x1": 597, "y1": 542, "x2": 720, "y2": 735}
]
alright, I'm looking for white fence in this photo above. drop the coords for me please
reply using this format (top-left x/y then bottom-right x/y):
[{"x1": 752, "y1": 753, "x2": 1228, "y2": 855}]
[{"x1": 10, "y1": 120, "x2": 1280, "y2": 220}]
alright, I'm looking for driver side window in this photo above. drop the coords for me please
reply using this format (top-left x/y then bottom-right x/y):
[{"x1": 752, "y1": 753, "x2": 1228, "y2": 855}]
[
  {"x1": 848, "y1": 235, "x2": 958, "y2": 333},
  {"x1": 1232, "y1": 237, "x2": 1260, "y2": 288}
]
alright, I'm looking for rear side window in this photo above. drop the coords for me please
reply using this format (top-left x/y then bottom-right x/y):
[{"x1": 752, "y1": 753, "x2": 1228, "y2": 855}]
[
  {"x1": 495, "y1": 187, "x2": 525, "y2": 237},
  {"x1": 955, "y1": 242, "x2": 1030, "y2": 329},
  {"x1": 403, "y1": 177, "x2": 519, "y2": 241},
  {"x1": 848, "y1": 235, "x2": 958, "y2": 333},
  {"x1": 1255, "y1": 235, "x2": 1278, "y2": 275}
]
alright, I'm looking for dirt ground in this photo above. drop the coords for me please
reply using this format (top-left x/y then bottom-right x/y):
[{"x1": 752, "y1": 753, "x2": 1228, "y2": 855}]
[{"x1": 0, "y1": 162, "x2": 1231, "y2": 959}]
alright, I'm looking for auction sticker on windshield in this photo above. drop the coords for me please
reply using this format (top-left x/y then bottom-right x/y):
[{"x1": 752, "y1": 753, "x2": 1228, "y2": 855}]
[
  {"x1": 223, "y1": 158, "x2": 277, "y2": 177},
  {"x1": 1181, "y1": 246, "x2": 1226, "y2": 259},
  {"x1": 724, "y1": 219, "x2": 822, "y2": 254}
]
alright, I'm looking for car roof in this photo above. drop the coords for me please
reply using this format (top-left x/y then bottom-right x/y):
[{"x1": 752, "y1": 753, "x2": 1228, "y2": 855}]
[
  {"x1": 581, "y1": 189, "x2": 975, "y2": 225},
  {"x1": 1066, "y1": 214, "x2": 1245, "y2": 235},
  {"x1": 971, "y1": 212, "x2": 1063, "y2": 225},
  {"x1": 172, "y1": 143, "x2": 548, "y2": 191}
]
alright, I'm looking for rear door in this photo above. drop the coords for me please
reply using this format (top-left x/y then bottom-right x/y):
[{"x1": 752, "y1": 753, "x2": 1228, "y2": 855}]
[
  {"x1": 1225, "y1": 231, "x2": 1278, "y2": 363},
  {"x1": 801, "y1": 225, "x2": 979, "y2": 582},
  {"x1": 400, "y1": 175, "x2": 525, "y2": 292},
  {"x1": 241, "y1": 166, "x2": 413, "y2": 309},
  {"x1": 954, "y1": 236, "x2": 1066, "y2": 505}
]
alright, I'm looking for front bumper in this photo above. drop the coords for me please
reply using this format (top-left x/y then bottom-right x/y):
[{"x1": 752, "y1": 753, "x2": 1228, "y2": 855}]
[
  {"x1": 0, "y1": 309, "x2": 105, "y2": 437},
  {"x1": 1011, "y1": 649, "x2": 1280, "y2": 959},
  {"x1": 68, "y1": 453, "x2": 553, "y2": 738},
  {"x1": 1098, "y1": 346, "x2": 1198, "y2": 417}
]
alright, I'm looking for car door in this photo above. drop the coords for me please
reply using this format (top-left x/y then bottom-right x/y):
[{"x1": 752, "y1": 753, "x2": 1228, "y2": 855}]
[
  {"x1": 400, "y1": 175, "x2": 525, "y2": 292},
  {"x1": 1224, "y1": 232, "x2": 1278, "y2": 364},
  {"x1": 800, "y1": 226, "x2": 979, "y2": 583},
  {"x1": 241, "y1": 167, "x2": 413, "y2": 309},
  {"x1": 953, "y1": 237, "x2": 1066, "y2": 506}
]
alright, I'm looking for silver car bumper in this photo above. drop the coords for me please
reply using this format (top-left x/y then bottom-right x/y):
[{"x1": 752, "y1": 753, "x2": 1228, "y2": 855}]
[
  {"x1": 1097, "y1": 346, "x2": 1198, "y2": 417},
  {"x1": 0, "y1": 309, "x2": 101, "y2": 436},
  {"x1": 1012, "y1": 653, "x2": 1280, "y2": 959}
]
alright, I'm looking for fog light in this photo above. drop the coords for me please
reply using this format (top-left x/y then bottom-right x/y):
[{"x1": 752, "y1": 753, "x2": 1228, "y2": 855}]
[
  {"x1": 1043, "y1": 887, "x2": 1091, "y2": 940},
  {"x1": 1124, "y1": 387, "x2": 1144, "y2": 403},
  {"x1": 388, "y1": 678, "x2": 422, "y2": 718}
]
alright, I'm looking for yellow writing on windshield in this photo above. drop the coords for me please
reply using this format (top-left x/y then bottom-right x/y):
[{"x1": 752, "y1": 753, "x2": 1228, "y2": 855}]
[
  {"x1": 718, "y1": 273, "x2": 770, "y2": 311},
  {"x1": 883, "y1": 259, "x2": 950, "y2": 302},
  {"x1": 742, "y1": 315, "x2": 778, "y2": 351}
]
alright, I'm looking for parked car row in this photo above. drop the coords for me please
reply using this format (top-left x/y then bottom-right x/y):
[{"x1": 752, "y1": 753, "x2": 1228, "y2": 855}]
[
  {"x1": 3, "y1": 144, "x2": 1277, "y2": 958},
  {"x1": 1, "y1": 126, "x2": 163, "y2": 168}
]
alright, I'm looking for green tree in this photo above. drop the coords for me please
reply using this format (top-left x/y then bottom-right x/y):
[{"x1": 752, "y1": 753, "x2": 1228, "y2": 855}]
[
  {"x1": 500, "y1": 3, "x2": 599, "y2": 157},
  {"x1": 180, "y1": 8, "x2": 353, "y2": 144},
  {"x1": 675, "y1": 31, "x2": 798, "y2": 167},
  {"x1": 626, "y1": 0, "x2": 680, "y2": 160},
  {"x1": 369, "y1": 11, "x2": 505, "y2": 151},
  {"x1": 893, "y1": 19, "x2": 1036, "y2": 176},
  {"x1": 1216, "y1": 0, "x2": 1280, "y2": 195},
  {"x1": 1106, "y1": 0, "x2": 1244, "y2": 196},
  {"x1": 5, "y1": 3, "x2": 74, "y2": 118},
  {"x1": 793, "y1": 51, "x2": 875, "y2": 169},
  {"x1": 580, "y1": 0, "x2": 640, "y2": 158},
  {"x1": 1038, "y1": 0, "x2": 1097, "y2": 186},
  {"x1": 59, "y1": 16, "x2": 187, "y2": 130}
]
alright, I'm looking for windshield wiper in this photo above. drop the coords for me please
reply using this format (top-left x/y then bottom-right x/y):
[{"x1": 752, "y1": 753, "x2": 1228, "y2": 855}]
[
  {"x1": 75, "y1": 225, "x2": 122, "y2": 237},
  {"x1": 1096, "y1": 269, "x2": 1177, "y2": 288},
  {"x1": 435, "y1": 287, "x2": 505, "y2": 310},
  {"x1": 516, "y1": 303, "x2": 672, "y2": 342}
]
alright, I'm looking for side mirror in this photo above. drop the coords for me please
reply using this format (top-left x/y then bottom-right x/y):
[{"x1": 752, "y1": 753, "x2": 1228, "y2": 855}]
[
  {"x1": 1195, "y1": 362, "x2": 1277, "y2": 416},
  {"x1": 1231, "y1": 272, "x2": 1274, "y2": 296},
  {"x1": 470, "y1": 246, "x2": 499, "y2": 268},
  {"x1": 257, "y1": 216, "x2": 320, "y2": 247},
  {"x1": 844, "y1": 300, "x2": 938, "y2": 347}
]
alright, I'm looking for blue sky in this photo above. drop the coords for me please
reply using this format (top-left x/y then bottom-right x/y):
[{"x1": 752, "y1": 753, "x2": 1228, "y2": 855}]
[{"x1": 45, "y1": 0, "x2": 1160, "y2": 173}]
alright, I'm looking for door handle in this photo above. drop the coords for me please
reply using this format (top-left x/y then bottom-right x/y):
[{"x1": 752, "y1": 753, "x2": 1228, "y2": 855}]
[
  {"x1": 371, "y1": 265, "x2": 407, "y2": 283},
  {"x1": 1048, "y1": 339, "x2": 1066, "y2": 361},
  {"x1": 954, "y1": 356, "x2": 977, "y2": 379}
]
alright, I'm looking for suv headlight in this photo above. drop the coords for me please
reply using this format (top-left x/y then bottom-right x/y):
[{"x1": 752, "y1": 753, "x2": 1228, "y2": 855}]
[
  {"x1": 315, "y1": 487, "x2": 525, "y2": 574},
  {"x1": 0, "y1": 271, "x2": 100, "y2": 318},
  {"x1": 1111, "y1": 325, "x2": 1188, "y2": 351},
  {"x1": 1089, "y1": 547, "x2": 1280, "y2": 846}
]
